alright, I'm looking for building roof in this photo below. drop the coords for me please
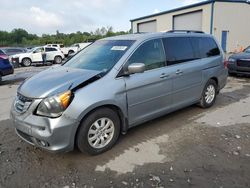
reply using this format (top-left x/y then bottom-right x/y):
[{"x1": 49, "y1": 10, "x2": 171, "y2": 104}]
[{"x1": 130, "y1": 0, "x2": 250, "y2": 22}]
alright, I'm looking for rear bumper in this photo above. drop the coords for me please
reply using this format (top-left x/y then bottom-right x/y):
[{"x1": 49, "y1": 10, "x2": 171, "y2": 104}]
[{"x1": 1, "y1": 67, "x2": 14, "y2": 76}]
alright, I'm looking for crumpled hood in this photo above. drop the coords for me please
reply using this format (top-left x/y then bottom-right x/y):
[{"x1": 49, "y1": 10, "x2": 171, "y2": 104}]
[
  {"x1": 230, "y1": 52, "x2": 250, "y2": 60},
  {"x1": 18, "y1": 66, "x2": 102, "y2": 98}
]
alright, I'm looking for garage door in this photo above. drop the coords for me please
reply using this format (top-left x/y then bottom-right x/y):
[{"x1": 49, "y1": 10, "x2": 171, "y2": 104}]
[
  {"x1": 138, "y1": 20, "x2": 157, "y2": 33},
  {"x1": 173, "y1": 11, "x2": 202, "y2": 31}
]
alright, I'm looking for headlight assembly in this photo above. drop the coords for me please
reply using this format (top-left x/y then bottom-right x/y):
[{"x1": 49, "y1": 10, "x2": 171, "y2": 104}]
[
  {"x1": 228, "y1": 58, "x2": 236, "y2": 63},
  {"x1": 36, "y1": 90, "x2": 72, "y2": 118}
]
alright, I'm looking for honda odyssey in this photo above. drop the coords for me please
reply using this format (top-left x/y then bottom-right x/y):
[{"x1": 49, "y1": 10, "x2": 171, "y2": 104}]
[{"x1": 10, "y1": 31, "x2": 228, "y2": 155}]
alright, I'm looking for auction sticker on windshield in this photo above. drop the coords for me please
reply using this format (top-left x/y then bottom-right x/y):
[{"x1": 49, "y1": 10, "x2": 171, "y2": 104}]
[{"x1": 111, "y1": 46, "x2": 128, "y2": 51}]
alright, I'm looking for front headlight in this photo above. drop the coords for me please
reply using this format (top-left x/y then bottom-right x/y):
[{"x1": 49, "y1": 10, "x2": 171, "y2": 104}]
[
  {"x1": 228, "y1": 58, "x2": 236, "y2": 63},
  {"x1": 36, "y1": 90, "x2": 72, "y2": 118}
]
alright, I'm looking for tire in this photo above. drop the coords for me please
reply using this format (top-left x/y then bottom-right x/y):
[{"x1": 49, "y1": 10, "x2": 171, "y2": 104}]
[
  {"x1": 54, "y1": 56, "x2": 62, "y2": 64},
  {"x1": 22, "y1": 58, "x2": 32, "y2": 67},
  {"x1": 76, "y1": 108, "x2": 120, "y2": 155},
  {"x1": 228, "y1": 72, "x2": 236, "y2": 77},
  {"x1": 199, "y1": 79, "x2": 217, "y2": 108},
  {"x1": 68, "y1": 50, "x2": 74, "y2": 56}
]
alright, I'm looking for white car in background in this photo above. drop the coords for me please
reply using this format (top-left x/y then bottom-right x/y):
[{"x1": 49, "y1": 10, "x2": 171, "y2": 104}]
[
  {"x1": 46, "y1": 43, "x2": 92, "y2": 56},
  {"x1": 71, "y1": 42, "x2": 92, "y2": 51},
  {"x1": 11, "y1": 46, "x2": 65, "y2": 67}
]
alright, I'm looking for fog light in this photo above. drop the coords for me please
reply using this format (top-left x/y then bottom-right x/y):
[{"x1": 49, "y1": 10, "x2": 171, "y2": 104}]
[{"x1": 36, "y1": 139, "x2": 49, "y2": 147}]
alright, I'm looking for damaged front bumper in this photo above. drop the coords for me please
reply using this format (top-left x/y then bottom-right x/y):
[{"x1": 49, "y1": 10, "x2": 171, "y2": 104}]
[{"x1": 10, "y1": 99, "x2": 79, "y2": 153}]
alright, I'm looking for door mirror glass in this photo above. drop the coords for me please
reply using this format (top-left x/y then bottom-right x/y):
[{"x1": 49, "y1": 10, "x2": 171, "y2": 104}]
[{"x1": 128, "y1": 63, "x2": 145, "y2": 74}]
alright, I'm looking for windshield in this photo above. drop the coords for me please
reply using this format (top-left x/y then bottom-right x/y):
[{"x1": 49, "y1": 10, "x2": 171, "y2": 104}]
[
  {"x1": 244, "y1": 46, "x2": 250, "y2": 53},
  {"x1": 64, "y1": 40, "x2": 135, "y2": 72},
  {"x1": 0, "y1": 49, "x2": 5, "y2": 55}
]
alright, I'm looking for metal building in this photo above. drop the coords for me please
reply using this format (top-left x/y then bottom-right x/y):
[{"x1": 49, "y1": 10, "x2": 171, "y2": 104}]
[{"x1": 130, "y1": 0, "x2": 250, "y2": 53}]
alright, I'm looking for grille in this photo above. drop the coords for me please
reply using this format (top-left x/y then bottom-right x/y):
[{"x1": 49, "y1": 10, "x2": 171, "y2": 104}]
[
  {"x1": 237, "y1": 59, "x2": 250, "y2": 68},
  {"x1": 14, "y1": 94, "x2": 33, "y2": 113}
]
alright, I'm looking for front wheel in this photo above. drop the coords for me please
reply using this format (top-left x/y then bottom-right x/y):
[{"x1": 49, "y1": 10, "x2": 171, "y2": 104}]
[
  {"x1": 199, "y1": 79, "x2": 217, "y2": 108},
  {"x1": 76, "y1": 108, "x2": 120, "y2": 155},
  {"x1": 22, "y1": 58, "x2": 32, "y2": 67}
]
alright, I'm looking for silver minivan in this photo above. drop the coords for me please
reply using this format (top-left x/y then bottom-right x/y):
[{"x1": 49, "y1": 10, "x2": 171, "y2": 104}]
[{"x1": 10, "y1": 32, "x2": 228, "y2": 155}]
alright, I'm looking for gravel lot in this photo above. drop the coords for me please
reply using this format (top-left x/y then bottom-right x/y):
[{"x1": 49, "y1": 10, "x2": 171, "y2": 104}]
[{"x1": 0, "y1": 67, "x2": 250, "y2": 188}]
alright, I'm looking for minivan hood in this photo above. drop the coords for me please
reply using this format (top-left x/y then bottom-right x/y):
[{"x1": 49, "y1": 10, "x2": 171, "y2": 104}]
[{"x1": 18, "y1": 66, "x2": 102, "y2": 98}]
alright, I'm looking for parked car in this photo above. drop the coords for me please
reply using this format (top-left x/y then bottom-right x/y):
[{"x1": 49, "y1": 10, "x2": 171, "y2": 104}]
[
  {"x1": 0, "y1": 47, "x2": 27, "y2": 56},
  {"x1": 228, "y1": 46, "x2": 250, "y2": 75},
  {"x1": 69, "y1": 43, "x2": 92, "y2": 54},
  {"x1": 11, "y1": 46, "x2": 65, "y2": 67},
  {"x1": 0, "y1": 49, "x2": 14, "y2": 82},
  {"x1": 46, "y1": 44, "x2": 69, "y2": 56},
  {"x1": 46, "y1": 43, "x2": 91, "y2": 56},
  {"x1": 10, "y1": 32, "x2": 228, "y2": 155}
]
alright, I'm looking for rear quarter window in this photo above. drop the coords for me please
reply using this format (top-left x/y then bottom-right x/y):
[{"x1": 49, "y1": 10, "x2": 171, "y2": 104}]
[{"x1": 191, "y1": 37, "x2": 220, "y2": 58}]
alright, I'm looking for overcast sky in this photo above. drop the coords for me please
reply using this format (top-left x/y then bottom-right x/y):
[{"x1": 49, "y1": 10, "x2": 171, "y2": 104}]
[{"x1": 0, "y1": 0, "x2": 204, "y2": 35}]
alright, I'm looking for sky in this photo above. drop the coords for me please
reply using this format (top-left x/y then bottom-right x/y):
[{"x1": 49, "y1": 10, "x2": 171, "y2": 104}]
[{"x1": 0, "y1": 0, "x2": 205, "y2": 35}]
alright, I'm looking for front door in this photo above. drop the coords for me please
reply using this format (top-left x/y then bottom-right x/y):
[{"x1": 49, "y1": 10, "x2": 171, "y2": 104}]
[
  {"x1": 32, "y1": 47, "x2": 43, "y2": 62},
  {"x1": 124, "y1": 39, "x2": 173, "y2": 125}
]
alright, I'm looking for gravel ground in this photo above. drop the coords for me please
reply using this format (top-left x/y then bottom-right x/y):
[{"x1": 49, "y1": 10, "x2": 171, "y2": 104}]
[{"x1": 0, "y1": 67, "x2": 249, "y2": 188}]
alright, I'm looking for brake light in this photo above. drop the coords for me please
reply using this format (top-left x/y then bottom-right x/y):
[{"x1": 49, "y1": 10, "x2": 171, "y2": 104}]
[{"x1": 224, "y1": 60, "x2": 228, "y2": 69}]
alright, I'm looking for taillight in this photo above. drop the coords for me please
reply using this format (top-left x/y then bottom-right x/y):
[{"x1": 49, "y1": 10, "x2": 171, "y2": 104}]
[{"x1": 224, "y1": 60, "x2": 228, "y2": 69}]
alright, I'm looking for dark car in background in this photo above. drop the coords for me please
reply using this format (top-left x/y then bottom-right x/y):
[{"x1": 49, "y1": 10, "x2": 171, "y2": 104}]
[
  {"x1": 0, "y1": 47, "x2": 27, "y2": 56},
  {"x1": 0, "y1": 49, "x2": 14, "y2": 82},
  {"x1": 228, "y1": 46, "x2": 250, "y2": 75}
]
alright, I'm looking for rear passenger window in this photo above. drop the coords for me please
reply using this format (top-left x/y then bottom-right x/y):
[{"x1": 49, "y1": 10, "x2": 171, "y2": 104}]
[
  {"x1": 46, "y1": 48, "x2": 57, "y2": 52},
  {"x1": 163, "y1": 37, "x2": 195, "y2": 66},
  {"x1": 191, "y1": 37, "x2": 220, "y2": 58},
  {"x1": 128, "y1": 39, "x2": 165, "y2": 71}
]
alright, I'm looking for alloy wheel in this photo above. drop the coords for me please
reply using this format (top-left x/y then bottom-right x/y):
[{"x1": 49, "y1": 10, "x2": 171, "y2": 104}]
[{"x1": 87, "y1": 118, "x2": 115, "y2": 149}]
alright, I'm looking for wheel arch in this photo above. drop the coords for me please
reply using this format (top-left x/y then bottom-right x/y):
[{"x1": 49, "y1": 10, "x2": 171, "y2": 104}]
[
  {"x1": 74, "y1": 103, "x2": 128, "y2": 148},
  {"x1": 21, "y1": 57, "x2": 32, "y2": 63},
  {"x1": 209, "y1": 77, "x2": 219, "y2": 92}
]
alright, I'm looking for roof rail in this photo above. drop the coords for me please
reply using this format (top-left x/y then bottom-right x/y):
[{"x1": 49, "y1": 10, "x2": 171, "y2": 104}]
[
  {"x1": 134, "y1": 32, "x2": 150, "y2": 34},
  {"x1": 167, "y1": 30, "x2": 205, "y2": 34}
]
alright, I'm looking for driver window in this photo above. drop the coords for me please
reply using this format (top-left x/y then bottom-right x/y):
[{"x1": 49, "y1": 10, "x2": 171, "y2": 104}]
[
  {"x1": 34, "y1": 48, "x2": 42, "y2": 53},
  {"x1": 127, "y1": 39, "x2": 166, "y2": 71}
]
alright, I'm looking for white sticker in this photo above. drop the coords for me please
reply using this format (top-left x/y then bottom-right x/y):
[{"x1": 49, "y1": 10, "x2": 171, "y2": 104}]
[{"x1": 111, "y1": 46, "x2": 128, "y2": 51}]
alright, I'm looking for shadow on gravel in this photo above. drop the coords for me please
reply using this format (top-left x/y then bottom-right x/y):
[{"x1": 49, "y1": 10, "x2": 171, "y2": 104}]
[{"x1": 0, "y1": 78, "x2": 24, "y2": 86}]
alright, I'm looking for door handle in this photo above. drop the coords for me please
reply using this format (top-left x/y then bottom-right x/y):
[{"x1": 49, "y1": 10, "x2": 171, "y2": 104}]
[
  {"x1": 160, "y1": 73, "x2": 169, "y2": 78},
  {"x1": 176, "y1": 70, "x2": 183, "y2": 75}
]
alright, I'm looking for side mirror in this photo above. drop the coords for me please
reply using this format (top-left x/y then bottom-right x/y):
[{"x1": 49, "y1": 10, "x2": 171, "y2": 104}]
[{"x1": 128, "y1": 63, "x2": 145, "y2": 74}]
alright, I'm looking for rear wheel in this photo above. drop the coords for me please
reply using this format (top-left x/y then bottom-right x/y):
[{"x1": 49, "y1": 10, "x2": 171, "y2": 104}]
[
  {"x1": 76, "y1": 108, "x2": 120, "y2": 155},
  {"x1": 22, "y1": 58, "x2": 32, "y2": 67},
  {"x1": 54, "y1": 56, "x2": 62, "y2": 64},
  {"x1": 68, "y1": 50, "x2": 74, "y2": 56},
  {"x1": 199, "y1": 79, "x2": 217, "y2": 108}
]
